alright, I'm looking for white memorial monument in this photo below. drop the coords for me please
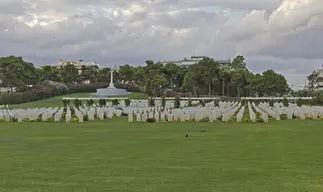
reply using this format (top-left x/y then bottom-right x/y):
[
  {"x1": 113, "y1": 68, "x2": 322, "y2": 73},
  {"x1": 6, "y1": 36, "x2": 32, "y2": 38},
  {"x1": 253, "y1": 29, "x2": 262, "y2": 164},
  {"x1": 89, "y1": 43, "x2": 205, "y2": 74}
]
[{"x1": 91, "y1": 66, "x2": 130, "y2": 97}]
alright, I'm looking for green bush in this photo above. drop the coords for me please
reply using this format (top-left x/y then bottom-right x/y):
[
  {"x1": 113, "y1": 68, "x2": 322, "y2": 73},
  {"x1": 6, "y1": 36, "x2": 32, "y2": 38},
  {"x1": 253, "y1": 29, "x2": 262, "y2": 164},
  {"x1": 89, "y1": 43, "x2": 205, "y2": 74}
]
[
  {"x1": 296, "y1": 98, "x2": 303, "y2": 107},
  {"x1": 213, "y1": 99, "x2": 219, "y2": 107},
  {"x1": 87, "y1": 99, "x2": 94, "y2": 106},
  {"x1": 125, "y1": 99, "x2": 131, "y2": 107},
  {"x1": 282, "y1": 97, "x2": 289, "y2": 107},
  {"x1": 73, "y1": 99, "x2": 82, "y2": 108},
  {"x1": 161, "y1": 97, "x2": 166, "y2": 108},
  {"x1": 310, "y1": 97, "x2": 318, "y2": 106},
  {"x1": 199, "y1": 100, "x2": 205, "y2": 107},
  {"x1": 62, "y1": 99, "x2": 70, "y2": 107},
  {"x1": 174, "y1": 97, "x2": 180, "y2": 108},
  {"x1": 188, "y1": 98, "x2": 192, "y2": 107},
  {"x1": 99, "y1": 99, "x2": 106, "y2": 107},
  {"x1": 148, "y1": 98, "x2": 155, "y2": 107},
  {"x1": 111, "y1": 99, "x2": 119, "y2": 106}
]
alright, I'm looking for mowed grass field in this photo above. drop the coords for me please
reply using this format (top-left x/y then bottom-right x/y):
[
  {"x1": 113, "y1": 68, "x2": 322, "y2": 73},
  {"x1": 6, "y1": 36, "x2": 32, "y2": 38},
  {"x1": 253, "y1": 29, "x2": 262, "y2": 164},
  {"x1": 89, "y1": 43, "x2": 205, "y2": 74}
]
[
  {"x1": 1, "y1": 120, "x2": 323, "y2": 191},
  {"x1": 8, "y1": 92, "x2": 148, "y2": 109}
]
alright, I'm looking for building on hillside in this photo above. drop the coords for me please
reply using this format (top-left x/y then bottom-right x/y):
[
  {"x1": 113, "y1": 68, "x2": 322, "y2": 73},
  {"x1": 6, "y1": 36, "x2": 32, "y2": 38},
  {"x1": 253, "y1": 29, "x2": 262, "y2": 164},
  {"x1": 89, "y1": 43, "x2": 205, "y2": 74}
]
[
  {"x1": 43, "y1": 60, "x2": 101, "y2": 84},
  {"x1": 44, "y1": 60, "x2": 100, "y2": 75},
  {"x1": 162, "y1": 56, "x2": 231, "y2": 67}
]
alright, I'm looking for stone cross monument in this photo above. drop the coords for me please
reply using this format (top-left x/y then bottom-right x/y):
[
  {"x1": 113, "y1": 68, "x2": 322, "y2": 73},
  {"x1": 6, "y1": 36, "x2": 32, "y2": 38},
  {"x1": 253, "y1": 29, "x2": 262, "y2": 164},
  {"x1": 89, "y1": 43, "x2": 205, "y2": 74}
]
[{"x1": 108, "y1": 66, "x2": 116, "y2": 89}]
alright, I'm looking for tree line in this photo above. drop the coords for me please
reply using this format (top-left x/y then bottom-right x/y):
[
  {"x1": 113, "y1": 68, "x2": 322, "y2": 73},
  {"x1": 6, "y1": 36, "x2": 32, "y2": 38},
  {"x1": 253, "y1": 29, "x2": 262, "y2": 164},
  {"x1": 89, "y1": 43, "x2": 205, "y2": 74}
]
[{"x1": 0, "y1": 55, "x2": 291, "y2": 97}]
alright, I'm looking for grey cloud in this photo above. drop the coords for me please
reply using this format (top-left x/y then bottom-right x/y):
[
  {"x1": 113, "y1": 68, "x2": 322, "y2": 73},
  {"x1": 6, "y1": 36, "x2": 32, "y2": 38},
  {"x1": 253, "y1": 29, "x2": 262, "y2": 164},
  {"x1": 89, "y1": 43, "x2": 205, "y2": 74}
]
[{"x1": 0, "y1": 0, "x2": 322, "y2": 86}]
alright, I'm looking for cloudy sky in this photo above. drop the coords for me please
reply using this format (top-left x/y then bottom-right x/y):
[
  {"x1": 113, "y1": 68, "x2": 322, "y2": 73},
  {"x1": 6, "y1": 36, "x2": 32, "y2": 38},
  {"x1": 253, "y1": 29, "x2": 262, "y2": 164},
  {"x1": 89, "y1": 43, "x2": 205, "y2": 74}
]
[{"x1": 0, "y1": 0, "x2": 322, "y2": 87}]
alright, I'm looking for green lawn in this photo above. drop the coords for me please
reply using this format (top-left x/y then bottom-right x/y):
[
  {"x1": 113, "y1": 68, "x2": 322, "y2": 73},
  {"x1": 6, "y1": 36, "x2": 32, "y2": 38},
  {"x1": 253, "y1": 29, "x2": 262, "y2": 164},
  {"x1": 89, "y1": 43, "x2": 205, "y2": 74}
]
[
  {"x1": 1, "y1": 120, "x2": 323, "y2": 191},
  {"x1": 9, "y1": 92, "x2": 148, "y2": 109}
]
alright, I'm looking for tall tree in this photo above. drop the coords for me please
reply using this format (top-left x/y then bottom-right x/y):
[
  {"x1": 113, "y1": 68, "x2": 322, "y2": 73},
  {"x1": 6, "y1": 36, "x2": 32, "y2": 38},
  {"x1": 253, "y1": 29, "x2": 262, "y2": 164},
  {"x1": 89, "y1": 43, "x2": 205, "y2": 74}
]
[{"x1": 0, "y1": 56, "x2": 37, "y2": 91}]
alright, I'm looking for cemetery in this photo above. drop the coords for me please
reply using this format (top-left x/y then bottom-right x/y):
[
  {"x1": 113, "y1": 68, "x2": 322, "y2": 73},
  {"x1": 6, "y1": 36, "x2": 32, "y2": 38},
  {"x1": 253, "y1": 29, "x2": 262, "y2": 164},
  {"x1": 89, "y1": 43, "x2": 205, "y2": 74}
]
[
  {"x1": 1, "y1": 56, "x2": 323, "y2": 191},
  {"x1": 0, "y1": 96, "x2": 322, "y2": 123}
]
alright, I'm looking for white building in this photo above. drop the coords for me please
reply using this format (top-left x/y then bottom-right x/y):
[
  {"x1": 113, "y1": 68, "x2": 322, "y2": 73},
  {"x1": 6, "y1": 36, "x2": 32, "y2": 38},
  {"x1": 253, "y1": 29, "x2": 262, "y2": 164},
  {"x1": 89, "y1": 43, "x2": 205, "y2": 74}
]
[
  {"x1": 45, "y1": 60, "x2": 100, "y2": 75},
  {"x1": 162, "y1": 56, "x2": 230, "y2": 66}
]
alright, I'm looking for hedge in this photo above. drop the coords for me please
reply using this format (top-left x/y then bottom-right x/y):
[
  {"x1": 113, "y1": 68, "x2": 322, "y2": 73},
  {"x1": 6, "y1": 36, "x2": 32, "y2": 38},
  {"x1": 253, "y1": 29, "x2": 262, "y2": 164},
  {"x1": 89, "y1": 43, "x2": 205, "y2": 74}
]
[{"x1": 0, "y1": 83, "x2": 141, "y2": 105}]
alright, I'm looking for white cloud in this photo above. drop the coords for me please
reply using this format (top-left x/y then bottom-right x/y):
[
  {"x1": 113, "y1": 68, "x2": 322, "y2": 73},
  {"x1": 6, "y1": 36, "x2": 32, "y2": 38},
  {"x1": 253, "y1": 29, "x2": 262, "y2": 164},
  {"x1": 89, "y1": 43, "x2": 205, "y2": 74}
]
[{"x1": 0, "y1": 0, "x2": 322, "y2": 85}]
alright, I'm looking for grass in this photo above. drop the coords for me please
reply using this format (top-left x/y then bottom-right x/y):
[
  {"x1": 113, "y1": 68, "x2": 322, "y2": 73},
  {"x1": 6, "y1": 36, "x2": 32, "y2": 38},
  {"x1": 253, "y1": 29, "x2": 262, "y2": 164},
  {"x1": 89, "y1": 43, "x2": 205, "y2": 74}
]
[
  {"x1": 1, "y1": 120, "x2": 323, "y2": 191},
  {"x1": 8, "y1": 92, "x2": 148, "y2": 109}
]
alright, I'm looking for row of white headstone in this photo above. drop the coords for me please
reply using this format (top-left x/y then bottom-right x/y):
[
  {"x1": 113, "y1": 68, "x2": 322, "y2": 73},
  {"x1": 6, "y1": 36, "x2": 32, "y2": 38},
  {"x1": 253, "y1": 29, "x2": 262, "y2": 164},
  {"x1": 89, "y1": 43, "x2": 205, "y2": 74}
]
[
  {"x1": 127, "y1": 101, "x2": 323, "y2": 123},
  {"x1": 0, "y1": 106, "x2": 123, "y2": 122},
  {"x1": 128, "y1": 101, "x2": 241, "y2": 122},
  {"x1": 2, "y1": 101, "x2": 323, "y2": 123},
  {"x1": 73, "y1": 99, "x2": 201, "y2": 108}
]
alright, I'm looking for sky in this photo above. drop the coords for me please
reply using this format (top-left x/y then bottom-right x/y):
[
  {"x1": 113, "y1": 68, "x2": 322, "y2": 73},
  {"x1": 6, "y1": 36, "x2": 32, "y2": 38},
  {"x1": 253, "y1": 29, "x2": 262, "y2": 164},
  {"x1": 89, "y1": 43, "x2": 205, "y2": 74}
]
[{"x1": 0, "y1": 0, "x2": 323, "y2": 87}]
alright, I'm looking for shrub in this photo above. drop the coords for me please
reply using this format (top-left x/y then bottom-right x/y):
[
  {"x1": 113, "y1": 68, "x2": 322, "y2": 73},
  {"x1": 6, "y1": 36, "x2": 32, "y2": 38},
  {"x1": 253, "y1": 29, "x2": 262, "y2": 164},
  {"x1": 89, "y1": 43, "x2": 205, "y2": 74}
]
[
  {"x1": 62, "y1": 99, "x2": 70, "y2": 107},
  {"x1": 188, "y1": 98, "x2": 192, "y2": 107},
  {"x1": 42, "y1": 80, "x2": 68, "y2": 95},
  {"x1": 296, "y1": 98, "x2": 303, "y2": 107},
  {"x1": 111, "y1": 99, "x2": 119, "y2": 106},
  {"x1": 310, "y1": 97, "x2": 318, "y2": 106},
  {"x1": 199, "y1": 100, "x2": 205, "y2": 107},
  {"x1": 161, "y1": 97, "x2": 166, "y2": 108},
  {"x1": 99, "y1": 99, "x2": 107, "y2": 107},
  {"x1": 73, "y1": 99, "x2": 82, "y2": 108},
  {"x1": 125, "y1": 99, "x2": 131, "y2": 107},
  {"x1": 148, "y1": 98, "x2": 155, "y2": 107},
  {"x1": 318, "y1": 94, "x2": 323, "y2": 105},
  {"x1": 269, "y1": 99, "x2": 274, "y2": 107},
  {"x1": 87, "y1": 99, "x2": 94, "y2": 106},
  {"x1": 214, "y1": 99, "x2": 219, "y2": 107},
  {"x1": 282, "y1": 97, "x2": 289, "y2": 107},
  {"x1": 174, "y1": 97, "x2": 180, "y2": 108},
  {"x1": 199, "y1": 117, "x2": 209, "y2": 122},
  {"x1": 280, "y1": 114, "x2": 287, "y2": 120}
]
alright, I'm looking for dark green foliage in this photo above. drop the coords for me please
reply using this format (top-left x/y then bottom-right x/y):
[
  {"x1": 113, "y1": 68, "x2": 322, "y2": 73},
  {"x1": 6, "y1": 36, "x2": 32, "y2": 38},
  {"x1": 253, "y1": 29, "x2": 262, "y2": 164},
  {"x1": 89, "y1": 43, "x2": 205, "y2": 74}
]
[
  {"x1": 282, "y1": 97, "x2": 289, "y2": 107},
  {"x1": 125, "y1": 99, "x2": 131, "y2": 107},
  {"x1": 161, "y1": 97, "x2": 166, "y2": 108},
  {"x1": 296, "y1": 98, "x2": 303, "y2": 107},
  {"x1": 187, "y1": 99, "x2": 192, "y2": 107},
  {"x1": 70, "y1": 107, "x2": 75, "y2": 116},
  {"x1": 73, "y1": 99, "x2": 82, "y2": 108},
  {"x1": 174, "y1": 97, "x2": 180, "y2": 108},
  {"x1": 199, "y1": 100, "x2": 205, "y2": 107},
  {"x1": 199, "y1": 117, "x2": 209, "y2": 122},
  {"x1": 99, "y1": 99, "x2": 107, "y2": 107},
  {"x1": 111, "y1": 99, "x2": 119, "y2": 106},
  {"x1": 310, "y1": 97, "x2": 318, "y2": 106},
  {"x1": 87, "y1": 99, "x2": 94, "y2": 106},
  {"x1": 148, "y1": 98, "x2": 155, "y2": 107},
  {"x1": 280, "y1": 114, "x2": 288, "y2": 120},
  {"x1": 213, "y1": 99, "x2": 219, "y2": 107},
  {"x1": 146, "y1": 118, "x2": 156, "y2": 123},
  {"x1": 63, "y1": 99, "x2": 70, "y2": 107}
]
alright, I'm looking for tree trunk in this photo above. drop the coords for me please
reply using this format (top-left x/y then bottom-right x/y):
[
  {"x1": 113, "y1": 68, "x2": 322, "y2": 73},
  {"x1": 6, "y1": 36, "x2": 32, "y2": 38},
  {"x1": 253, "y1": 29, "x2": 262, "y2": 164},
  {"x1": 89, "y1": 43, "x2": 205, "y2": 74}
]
[
  {"x1": 208, "y1": 82, "x2": 211, "y2": 95},
  {"x1": 222, "y1": 80, "x2": 225, "y2": 96},
  {"x1": 192, "y1": 80, "x2": 197, "y2": 96}
]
